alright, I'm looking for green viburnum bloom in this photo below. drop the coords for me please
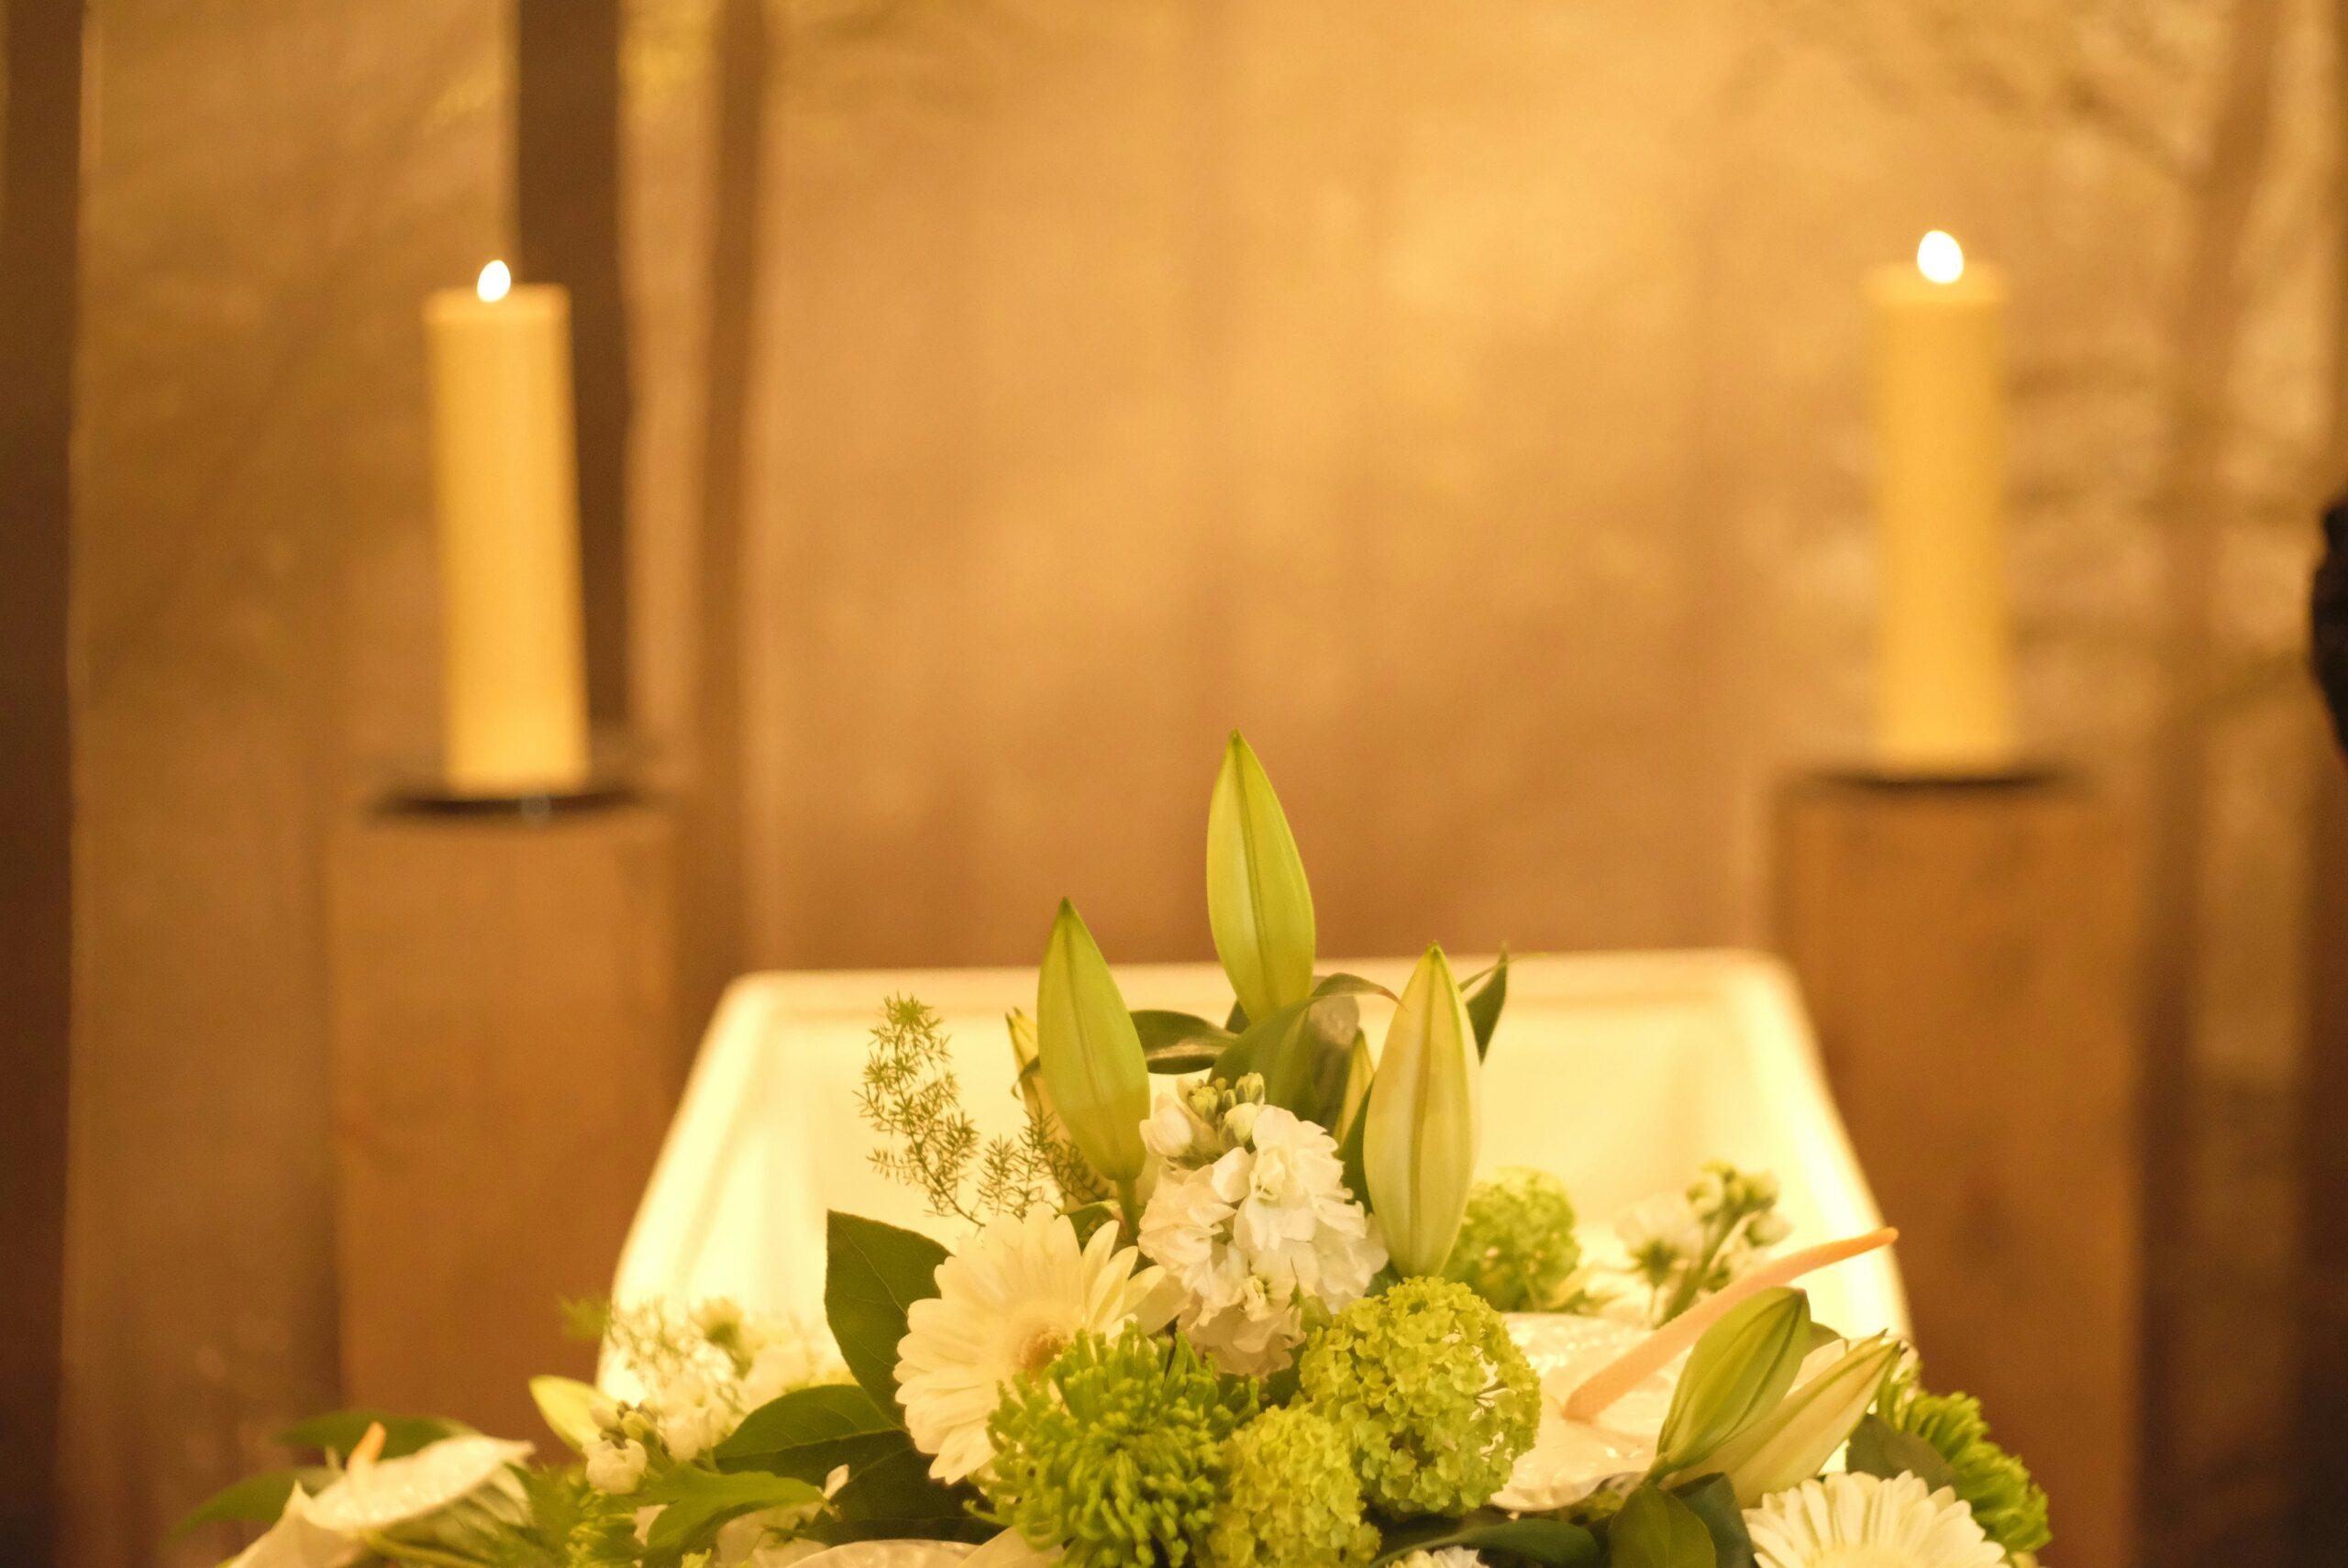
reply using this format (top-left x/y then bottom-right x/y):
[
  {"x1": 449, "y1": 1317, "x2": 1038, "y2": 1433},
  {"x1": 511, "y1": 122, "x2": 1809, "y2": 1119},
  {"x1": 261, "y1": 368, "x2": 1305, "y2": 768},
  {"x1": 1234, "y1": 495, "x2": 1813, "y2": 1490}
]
[
  {"x1": 1296, "y1": 1276, "x2": 1541, "y2": 1519},
  {"x1": 1882, "y1": 1370, "x2": 2053, "y2": 1558},
  {"x1": 1442, "y1": 1167, "x2": 1582, "y2": 1312},
  {"x1": 1209, "y1": 1407, "x2": 1380, "y2": 1568},
  {"x1": 981, "y1": 1326, "x2": 1259, "y2": 1568}
]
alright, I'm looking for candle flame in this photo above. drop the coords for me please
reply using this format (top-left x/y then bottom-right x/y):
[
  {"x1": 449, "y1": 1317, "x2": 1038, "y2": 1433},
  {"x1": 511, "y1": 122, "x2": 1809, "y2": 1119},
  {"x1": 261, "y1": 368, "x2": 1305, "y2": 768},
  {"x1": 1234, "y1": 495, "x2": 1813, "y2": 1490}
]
[
  {"x1": 1916, "y1": 230, "x2": 1965, "y2": 284},
  {"x1": 476, "y1": 259, "x2": 513, "y2": 303}
]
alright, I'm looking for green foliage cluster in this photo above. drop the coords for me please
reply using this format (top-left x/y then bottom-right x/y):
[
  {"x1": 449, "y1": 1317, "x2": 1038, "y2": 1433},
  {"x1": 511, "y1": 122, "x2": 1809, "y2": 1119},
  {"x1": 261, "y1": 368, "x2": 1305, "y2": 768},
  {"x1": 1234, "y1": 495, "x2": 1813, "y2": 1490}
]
[
  {"x1": 1442, "y1": 1167, "x2": 1583, "y2": 1312},
  {"x1": 1877, "y1": 1366, "x2": 2052, "y2": 1558},
  {"x1": 981, "y1": 1327, "x2": 1258, "y2": 1568},
  {"x1": 1295, "y1": 1277, "x2": 1541, "y2": 1519},
  {"x1": 1209, "y1": 1407, "x2": 1380, "y2": 1568}
]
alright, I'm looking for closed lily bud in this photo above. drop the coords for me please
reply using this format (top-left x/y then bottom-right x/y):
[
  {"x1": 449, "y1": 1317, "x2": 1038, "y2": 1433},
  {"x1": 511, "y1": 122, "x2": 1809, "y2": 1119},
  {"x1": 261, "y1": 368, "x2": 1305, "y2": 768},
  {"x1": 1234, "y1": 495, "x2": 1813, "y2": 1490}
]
[
  {"x1": 1363, "y1": 944, "x2": 1480, "y2": 1275},
  {"x1": 1005, "y1": 1008, "x2": 1048, "y2": 1122},
  {"x1": 1699, "y1": 1333, "x2": 1904, "y2": 1505},
  {"x1": 1205, "y1": 732, "x2": 1316, "y2": 1025},
  {"x1": 1651, "y1": 1286, "x2": 1813, "y2": 1474},
  {"x1": 1036, "y1": 900, "x2": 1150, "y2": 1185}
]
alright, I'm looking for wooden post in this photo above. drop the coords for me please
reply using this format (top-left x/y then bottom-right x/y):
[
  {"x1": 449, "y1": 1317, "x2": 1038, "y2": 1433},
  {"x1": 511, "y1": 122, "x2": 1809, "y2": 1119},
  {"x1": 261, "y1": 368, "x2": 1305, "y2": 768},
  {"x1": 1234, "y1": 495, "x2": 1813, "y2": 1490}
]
[
  {"x1": 1775, "y1": 774, "x2": 2143, "y2": 1568},
  {"x1": 327, "y1": 802, "x2": 681, "y2": 1439}
]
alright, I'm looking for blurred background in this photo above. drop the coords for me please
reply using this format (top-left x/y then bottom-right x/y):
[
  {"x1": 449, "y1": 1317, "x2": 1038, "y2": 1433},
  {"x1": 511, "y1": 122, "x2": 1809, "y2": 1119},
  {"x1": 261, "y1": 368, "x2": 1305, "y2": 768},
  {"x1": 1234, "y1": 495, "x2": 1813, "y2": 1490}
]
[{"x1": 5, "y1": 1, "x2": 2346, "y2": 1565}]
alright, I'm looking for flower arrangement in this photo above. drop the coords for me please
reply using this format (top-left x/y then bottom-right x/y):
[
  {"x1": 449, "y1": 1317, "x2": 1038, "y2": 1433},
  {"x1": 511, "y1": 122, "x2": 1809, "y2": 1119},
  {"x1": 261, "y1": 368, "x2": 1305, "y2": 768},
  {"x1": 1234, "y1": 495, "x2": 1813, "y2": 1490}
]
[{"x1": 192, "y1": 734, "x2": 2050, "y2": 1568}]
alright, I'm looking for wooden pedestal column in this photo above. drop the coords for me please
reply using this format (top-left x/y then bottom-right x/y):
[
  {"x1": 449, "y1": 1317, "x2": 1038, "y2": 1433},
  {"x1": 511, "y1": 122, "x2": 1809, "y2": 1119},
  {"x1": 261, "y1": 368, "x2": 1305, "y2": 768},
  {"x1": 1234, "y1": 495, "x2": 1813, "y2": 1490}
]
[
  {"x1": 328, "y1": 801, "x2": 681, "y2": 1440},
  {"x1": 1775, "y1": 774, "x2": 2142, "y2": 1568}
]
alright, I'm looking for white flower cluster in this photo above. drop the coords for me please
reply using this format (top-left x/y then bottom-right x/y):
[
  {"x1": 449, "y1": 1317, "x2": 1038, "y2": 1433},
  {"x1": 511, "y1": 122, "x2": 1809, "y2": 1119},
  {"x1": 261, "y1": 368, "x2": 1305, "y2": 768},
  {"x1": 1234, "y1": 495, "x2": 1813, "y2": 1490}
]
[
  {"x1": 1136, "y1": 1095, "x2": 1386, "y2": 1375},
  {"x1": 584, "y1": 1299, "x2": 847, "y2": 1492},
  {"x1": 1613, "y1": 1162, "x2": 1793, "y2": 1324}
]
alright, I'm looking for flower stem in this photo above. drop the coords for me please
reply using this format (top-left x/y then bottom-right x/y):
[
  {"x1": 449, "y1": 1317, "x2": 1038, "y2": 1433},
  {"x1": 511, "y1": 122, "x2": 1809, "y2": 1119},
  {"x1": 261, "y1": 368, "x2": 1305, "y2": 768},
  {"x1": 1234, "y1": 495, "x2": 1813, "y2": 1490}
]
[
  {"x1": 361, "y1": 1532, "x2": 492, "y2": 1568},
  {"x1": 1115, "y1": 1176, "x2": 1142, "y2": 1243}
]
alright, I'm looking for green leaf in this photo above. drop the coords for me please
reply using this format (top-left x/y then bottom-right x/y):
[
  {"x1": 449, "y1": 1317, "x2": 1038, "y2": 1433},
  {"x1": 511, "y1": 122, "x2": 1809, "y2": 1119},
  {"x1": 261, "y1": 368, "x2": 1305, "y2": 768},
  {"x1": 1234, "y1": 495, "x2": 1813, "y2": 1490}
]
[
  {"x1": 529, "y1": 1375, "x2": 604, "y2": 1453},
  {"x1": 1845, "y1": 1412, "x2": 1960, "y2": 1492},
  {"x1": 272, "y1": 1409, "x2": 472, "y2": 1459},
  {"x1": 716, "y1": 1383, "x2": 906, "y2": 1481},
  {"x1": 171, "y1": 1466, "x2": 338, "y2": 1535},
  {"x1": 814, "y1": 1435, "x2": 991, "y2": 1542},
  {"x1": 1249, "y1": 994, "x2": 1360, "y2": 1126},
  {"x1": 1036, "y1": 900, "x2": 1151, "y2": 1183},
  {"x1": 1653, "y1": 1287, "x2": 1811, "y2": 1474},
  {"x1": 1668, "y1": 1474, "x2": 1755, "y2": 1568},
  {"x1": 1206, "y1": 732, "x2": 1317, "y2": 1024},
  {"x1": 1465, "y1": 949, "x2": 1510, "y2": 1059},
  {"x1": 640, "y1": 1467, "x2": 824, "y2": 1562},
  {"x1": 825, "y1": 1210, "x2": 949, "y2": 1415},
  {"x1": 1611, "y1": 1485, "x2": 1718, "y2": 1568},
  {"x1": 1371, "y1": 1510, "x2": 1599, "y2": 1567},
  {"x1": 1133, "y1": 1009, "x2": 1235, "y2": 1074}
]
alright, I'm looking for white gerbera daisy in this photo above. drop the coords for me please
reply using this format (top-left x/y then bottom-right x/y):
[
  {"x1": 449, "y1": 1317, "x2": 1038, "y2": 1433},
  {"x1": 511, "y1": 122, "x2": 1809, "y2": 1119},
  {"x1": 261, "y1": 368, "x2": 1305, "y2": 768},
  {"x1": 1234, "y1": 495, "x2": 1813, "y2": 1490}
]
[
  {"x1": 894, "y1": 1209, "x2": 1169, "y2": 1483},
  {"x1": 1745, "y1": 1472, "x2": 2004, "y2": 1568}
]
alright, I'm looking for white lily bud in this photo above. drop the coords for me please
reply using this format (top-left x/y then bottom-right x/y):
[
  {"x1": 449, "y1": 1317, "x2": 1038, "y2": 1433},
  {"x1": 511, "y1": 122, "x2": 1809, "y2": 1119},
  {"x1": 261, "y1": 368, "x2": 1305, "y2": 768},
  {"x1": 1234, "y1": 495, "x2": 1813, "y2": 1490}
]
[
  {"x1": 1205, "y1": 732, "x2": 1316, "y2": 1024},
  {"x1": 1701, "y1": 1334, "x2": 1905, "y2": 1505},
  {"x1": 1036, "y1": 900, "x2": 1150, "y2": 1185},
  {"x1": 1362, "y1": 944, "x2": 1480, "y2": 1275}
]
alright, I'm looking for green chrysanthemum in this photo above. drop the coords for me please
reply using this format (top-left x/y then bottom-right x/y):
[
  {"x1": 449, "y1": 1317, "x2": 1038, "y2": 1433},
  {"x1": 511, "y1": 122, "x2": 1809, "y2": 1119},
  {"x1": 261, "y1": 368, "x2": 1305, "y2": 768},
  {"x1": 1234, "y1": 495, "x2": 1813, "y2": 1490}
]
[
  {"x1": 1442, "y1": 1167, "x2": 1581, "y2": 1312},
  {"x1": 1210, "y1": 1407, "x2": 1380, "y2": 1568},
  {"x1": 1295, "y1": 1276, "x2": 1541, "y2": 1518},
  {"x1": 1883, "y1": 1371, "x2": 2052, "y2": 1558},
  {"x1": 981, "y1": 1326, "x2": 1258, "y2": 1568}
]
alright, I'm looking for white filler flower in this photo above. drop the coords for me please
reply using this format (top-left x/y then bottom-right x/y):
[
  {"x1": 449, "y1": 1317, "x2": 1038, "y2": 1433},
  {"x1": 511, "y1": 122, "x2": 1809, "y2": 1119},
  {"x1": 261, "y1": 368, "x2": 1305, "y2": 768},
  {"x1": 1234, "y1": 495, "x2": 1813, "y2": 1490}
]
[
  {"x1": 1745, "y1": 1473, "x2": 2004, "y2": 1568},
  {"x1": 1138, "y1": 1102, "x2": 1385, "y2": 1375},
  {"x1": 895, "y1": 1209, "x2": 1168, "y2": 1483}
]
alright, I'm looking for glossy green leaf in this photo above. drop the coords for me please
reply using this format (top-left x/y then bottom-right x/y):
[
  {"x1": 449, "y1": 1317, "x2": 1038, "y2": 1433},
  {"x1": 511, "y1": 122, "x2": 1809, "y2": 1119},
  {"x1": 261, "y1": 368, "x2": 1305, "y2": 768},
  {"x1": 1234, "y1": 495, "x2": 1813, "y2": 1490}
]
[
  {"x1": 1668, "y1": 1474, "x2": 1755, "y2": 1568},
  {"x1": 1372, "y1": 1510, "x2": 1599, "y2": 1567},
  {"x1": 1206, "y1": 733, "x2": 1316, "y2": 1024},
  {"x1": 825, "y1": 1210, "x2": 948, "y2": 1415},
  {"x1": 1464, "y1": 949, "x2": 1510, "y2": 1058},
  {"x1": 272, "y1": 1409, "x2": 472, "y2": 1459},
  {"x1": 715, "y1": 1382, "x2": 905, "y2": 1481},
  {"x1": 1132, "y1": 1009, "x2": 1235, "y2": 1073},
  {"x1": 1612, "y1": 1485, "x2": 1719, "y2": 1568},
  {"x1": 1845, "y1": 1412, "x2": 1959, "y2": 1492},
  {"x1": 1653, "y1": 1288, "x2": 1812, "y2": 1474},
  {"x1": 814, "y1": 1436, "x2": 991, "y2": 1541},
  {"x1": 172, "y1": 1466, "x2": 338, "y2": 1535},
  {"x1": 1701, "y1": 1335, "x2": 1903, "y2": 1505},
  {"x1": 1363, "y1": 944, "x2": 1481, "y2": 1275},
  {"x1": 1036, "y1": 900, "x2": 1150, "y2": 1183},
  {"x1": 640, "y1": 1467, "x2": 824, "y2": 1561}
]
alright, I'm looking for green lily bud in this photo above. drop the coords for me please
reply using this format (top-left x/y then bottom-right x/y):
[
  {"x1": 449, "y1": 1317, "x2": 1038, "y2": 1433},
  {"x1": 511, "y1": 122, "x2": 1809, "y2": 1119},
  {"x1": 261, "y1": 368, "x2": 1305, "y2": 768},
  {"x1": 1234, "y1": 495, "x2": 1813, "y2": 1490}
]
[
  {"x1": 1206, "y1": 732, "x2": 1315, "y2": 1025},
  {"x1": 1036, "y1": 900, "x2": 1150, "y2": 1185},
  {"x1": 1651, "y1": 1286, "x2": 1813, "y2": 1474},
  {"x1": 1006, "y1": 1008, "x2": 1048, "y2": 1121},
  {"x1": 527, "y1": 1375, "x2": 604, "y2": 1452},
  {"x1": 1363, "y1": 944, "x2": 1479, "y2": 1275},
  {"x1": 1699, "y1": 1333, "x2": 1903, "y2": 1505}
]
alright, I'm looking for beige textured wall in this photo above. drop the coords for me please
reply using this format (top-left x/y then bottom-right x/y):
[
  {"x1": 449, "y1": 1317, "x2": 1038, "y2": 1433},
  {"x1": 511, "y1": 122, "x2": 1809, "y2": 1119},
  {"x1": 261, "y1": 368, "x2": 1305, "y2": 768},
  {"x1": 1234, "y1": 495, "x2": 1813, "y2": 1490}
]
[{"x1": 65, "y1": 5, "x2": 499, "y2": 1564}]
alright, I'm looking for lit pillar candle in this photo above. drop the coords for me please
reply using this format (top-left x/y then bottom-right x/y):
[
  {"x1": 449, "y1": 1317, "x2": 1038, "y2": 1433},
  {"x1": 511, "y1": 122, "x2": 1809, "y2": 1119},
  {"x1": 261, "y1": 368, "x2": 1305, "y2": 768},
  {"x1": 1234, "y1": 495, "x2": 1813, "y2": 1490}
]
[
  {"x1": 423, "y1": 260, "x2": 590, "y2": 796},
  {"x1": 1864, "y1": 230, "x2": 2016, "y2": 776}
]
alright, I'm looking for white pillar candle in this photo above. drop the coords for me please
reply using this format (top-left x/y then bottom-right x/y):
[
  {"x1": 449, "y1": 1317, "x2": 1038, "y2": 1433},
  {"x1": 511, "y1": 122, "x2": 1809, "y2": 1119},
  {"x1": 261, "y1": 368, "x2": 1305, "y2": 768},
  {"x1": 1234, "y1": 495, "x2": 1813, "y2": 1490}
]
[
  {"x1": 1864, "y1": 230, "x2": 2016, "y2": 777},
  {"x1": 423, "y1": 261, "x2": 591, "y2": 797}
]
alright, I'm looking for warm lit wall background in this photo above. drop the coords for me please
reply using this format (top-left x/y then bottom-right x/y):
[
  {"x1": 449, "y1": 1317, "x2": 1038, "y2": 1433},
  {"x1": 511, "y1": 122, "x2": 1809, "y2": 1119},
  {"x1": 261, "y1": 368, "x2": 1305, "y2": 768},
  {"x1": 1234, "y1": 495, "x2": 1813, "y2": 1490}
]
[{"x1": 59, "y1": 1, "x2": 2340, "y2": 1565}]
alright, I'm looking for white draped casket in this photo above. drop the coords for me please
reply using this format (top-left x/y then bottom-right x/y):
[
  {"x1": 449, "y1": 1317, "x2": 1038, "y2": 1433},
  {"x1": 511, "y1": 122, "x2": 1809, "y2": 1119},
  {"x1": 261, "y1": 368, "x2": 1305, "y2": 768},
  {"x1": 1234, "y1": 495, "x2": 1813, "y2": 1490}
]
[{"x1": 604, "y1": 948, "x2": 1907, "y2": 1389}]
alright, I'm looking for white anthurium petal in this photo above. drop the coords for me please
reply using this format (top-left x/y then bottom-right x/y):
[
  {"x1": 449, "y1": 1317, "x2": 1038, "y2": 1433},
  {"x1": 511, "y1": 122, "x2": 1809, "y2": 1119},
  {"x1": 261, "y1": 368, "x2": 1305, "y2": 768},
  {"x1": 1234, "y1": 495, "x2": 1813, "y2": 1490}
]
[
  {"x1": 1493, "y1": 1313, "x2": 1859, "y2": 1513},
  {"x1": 1362, "y1": 944, "x2": 1479, "y2": 1276},
  {"x1": 963, "y1": 1529, "x2": 1064, "y2": 1568},
  {"x1": 303, "y1": 1436, "x2": 534, "y2": 1536},
  {"x1": 226, "y1": 1486, "x2": 363, "y2": 1568},
  {"x1": 793, "y1": 1540, "x2": 987, "y2": 1568}
]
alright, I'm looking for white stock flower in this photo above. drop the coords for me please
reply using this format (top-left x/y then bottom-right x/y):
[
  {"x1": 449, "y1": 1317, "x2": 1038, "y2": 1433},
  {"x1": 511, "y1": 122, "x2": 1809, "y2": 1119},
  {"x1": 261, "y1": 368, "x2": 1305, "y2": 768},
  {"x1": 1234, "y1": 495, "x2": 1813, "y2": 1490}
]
[
  {"x1": 584, "y1": 1435, "x2": 649, "y2": 1495},
  {"x1": 1137, "y1": 1104, "x2": 1385, "y2": 1375},
  {"x1": 895, "y1": 1209, "x2": 1169, "y2": 1483},
  {"x1": 1745, "y1": 1473, "x2": 2003, "y2": 1568}
]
